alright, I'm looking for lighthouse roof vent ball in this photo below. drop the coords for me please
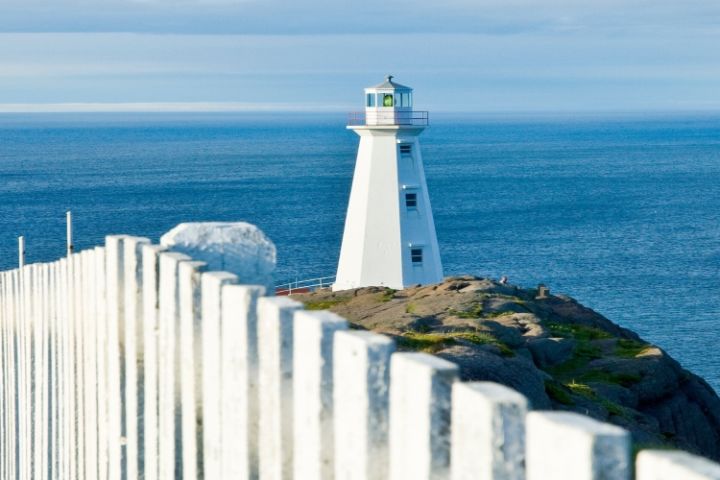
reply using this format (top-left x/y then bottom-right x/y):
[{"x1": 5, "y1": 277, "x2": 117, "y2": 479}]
[{"x1": 333, "y1": 77, "x2": 443, "y2": 291}]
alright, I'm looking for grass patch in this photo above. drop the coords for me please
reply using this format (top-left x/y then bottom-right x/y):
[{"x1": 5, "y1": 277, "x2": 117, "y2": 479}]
[
  {"x1": 397, "y1": 330, "x2": 514, "y2": 356},
  {"x1": 560, "y1": 381, "x2": 630, "y2": 418},
  {"x1": 396, "y1": 332, "x2": 454, "y2": 354},
  {"x1": 303, "y1": 298, "x2": 349, "y2": 311},
  {"x1": 380, "y1": 288, "x2": 397, "y2": 302},
  {"x1": 547, "y1": 322, "x2": 613, "y2": 341},
  {"x1": 451, "y1": 332, "x2": 515, "y2": 356},
  {"x1": 579, "y1": 369, "x2": 642, "y2": 387},
  {"x1": 485, "y1": 311, "x2": 516, "y2": 319},
  {"x1": 448, "y1": 302, "x2": 483, "y2": 319},
  {"x1": 615, "y1": 338, "x2": 651, "y2": 358},
  {"x1": 600, "y1": 398, "x2": 627, "y2": 417},
  {"x1": 406, "y1": 303, "x2": 417, "y2": 314},
  {"x1": 493, "y1": 294, "x2": 526, "y2": 303},
  {"x1": 549, "y1": 341, "x2": 603, "y2": 378},
  {"x1": 566, "y1": 380, "x2": 595, "y2": 399},
  {"x1": 545, "y1": 380, "x2": 574, "y2": 405}
]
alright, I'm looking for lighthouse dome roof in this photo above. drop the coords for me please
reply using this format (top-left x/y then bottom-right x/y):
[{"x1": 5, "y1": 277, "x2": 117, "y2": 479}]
[{"x1": 369, "y1": 75, "x2": 412, "y2": 91}]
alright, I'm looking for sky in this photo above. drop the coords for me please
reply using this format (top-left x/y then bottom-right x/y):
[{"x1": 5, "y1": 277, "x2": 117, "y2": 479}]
[{"x1": 1, "y1": 0, "x2": 719, "y2": 112}]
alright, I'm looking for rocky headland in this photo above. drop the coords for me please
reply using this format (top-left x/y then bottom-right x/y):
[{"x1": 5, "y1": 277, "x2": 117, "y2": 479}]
[{"x1": 291, "y1": 276, "x2": 720, "y2": 460}]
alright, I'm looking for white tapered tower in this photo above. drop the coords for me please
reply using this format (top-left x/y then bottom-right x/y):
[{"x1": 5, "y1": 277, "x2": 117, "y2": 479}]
[{"x1": 333, "y1": 76, "x2": 443, "y2": 291}]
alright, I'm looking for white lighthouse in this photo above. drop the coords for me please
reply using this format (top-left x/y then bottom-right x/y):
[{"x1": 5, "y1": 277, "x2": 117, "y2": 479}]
[{"x1": 333, "y1": 76, "x2": 443, "y2": 291}]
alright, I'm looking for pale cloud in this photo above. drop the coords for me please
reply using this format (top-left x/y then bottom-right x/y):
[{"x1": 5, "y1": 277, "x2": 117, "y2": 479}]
[
  {"x1": 1, "y1": 0, "x2": 720, "y2": 112},
  {"x1": 1, "y1": 32, "x2": 719, "y2": 111}
]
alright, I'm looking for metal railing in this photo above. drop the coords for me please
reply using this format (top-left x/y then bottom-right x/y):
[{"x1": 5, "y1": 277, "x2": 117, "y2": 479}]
[
  {"x1": 348, "y1": 111, "x2": 429, "y2": 126},
  {"x1": 275, "y1": 275, "x2": 336, "y2": 295}
]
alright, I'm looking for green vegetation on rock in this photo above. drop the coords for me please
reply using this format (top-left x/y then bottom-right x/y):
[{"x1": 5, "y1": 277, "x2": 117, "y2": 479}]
[
  {"x1": 380, "y1": 288, "x2": 397, "y2": 302},
  {"x1": 580, "y1": 369, "x2": 642, "y2": 387},
  {"x1": 303, "y1": 297, "x2": 350, "y2": 310},
  {"x1": 547, "y1": 322, "x2": 613, "y2": 341},
  {"x1": 448, "y1": 302, "x2": 483, "y2": 318},
  {"x1": 615, "y1": 338, "x2": 652, "y2": 358},
  {"x1": 544, "y1": 380, "x2": 574, "y2": 405},
  {"x1": 397, "y1": 330, "x2": 514, "y2": 356}
]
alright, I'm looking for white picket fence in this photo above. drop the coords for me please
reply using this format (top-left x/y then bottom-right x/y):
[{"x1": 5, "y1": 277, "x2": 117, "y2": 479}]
[{"x1": 1, "y1": 231, "x2": 720, "y2": 480}]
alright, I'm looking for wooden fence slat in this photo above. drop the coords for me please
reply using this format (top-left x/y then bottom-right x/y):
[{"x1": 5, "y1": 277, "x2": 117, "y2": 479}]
[
  {"x1": 72, "y1": 254, "x2": 86, "y2": 480},
  {"x1": 526, "y1": 411, "x2": 630, "y2": 480},
  {"x1": 451, "y1": 382, "x2": 527, "y2": 480},
  {"x1": 105, "y1": 236, "x2": 126, "y2": 480},
  {"x1": 389, "y1": 352, "x2": 458, "y2": 480},
  {"x1": 158, "y1": 251, "x2": 191, "y2": 480},
  {"x1": 81, "y1": 250, "x2": 99, "y2": 480},
  {"x1": 19, "y1": 266, "x2": 32, "y2": 480},
  {"x1": 293, "y1": 310, "x2": 348, "y2": 480},
  {"x1": 201, "y1": 271, "x2": 238, "y2": 479},
  {"x1": 122, "y1": 236, "x2": 151, "y2": 480},
  {"x1": 141, "y1": 244, "x2": 166, "y2": 480},
  {"x1": 257, "y1": 297, "x2": 303, "y2": 480},
  {"x1": 636, "y1": 450, "x2": 720, "y2": 480},
  {"x1": 177, "y1": 261, "x2": 206, "y2": 480},
  {"x1": 333, "y1": 330, "x2": 394, "y2": 480},
  {"x1": 94, "y1": 247, "x2": 108, "y2": 480},
  {"x1": 220, "y1": 284, "x2": 265, "y2": 479}
]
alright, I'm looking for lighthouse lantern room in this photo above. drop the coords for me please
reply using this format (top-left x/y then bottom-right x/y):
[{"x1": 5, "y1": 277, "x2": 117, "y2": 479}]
[{"x1": 333, "y1": 76, "x2": 443, "y2": 291}]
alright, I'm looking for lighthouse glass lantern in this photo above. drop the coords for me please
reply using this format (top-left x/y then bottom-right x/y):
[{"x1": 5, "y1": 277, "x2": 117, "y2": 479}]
[
  {"x1": 334, "y1": 76, "x2": 443, "y2": 291},
  {"x1": 364, "y1": 75, "x2": 413, "y2": 125}
]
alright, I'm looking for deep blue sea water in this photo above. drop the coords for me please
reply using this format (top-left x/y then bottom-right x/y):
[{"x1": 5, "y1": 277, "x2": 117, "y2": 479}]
[{"x1": 1, "y1": 112, "x2": 719, "y2": 391}]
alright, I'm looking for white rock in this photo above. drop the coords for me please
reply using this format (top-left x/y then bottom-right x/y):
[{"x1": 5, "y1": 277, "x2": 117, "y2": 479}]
[{"x1": 160, "y1": 222, "x2": 276, "y2": 290}]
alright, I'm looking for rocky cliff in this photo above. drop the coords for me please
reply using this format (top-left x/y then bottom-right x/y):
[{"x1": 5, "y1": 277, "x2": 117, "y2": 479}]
[{"x1": 291, "y1": 276, "x2": 720, "y2": 460}]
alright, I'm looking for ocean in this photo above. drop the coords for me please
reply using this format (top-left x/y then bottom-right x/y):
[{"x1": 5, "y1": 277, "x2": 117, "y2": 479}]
[{"x1": 1, "y1": 112, "x2": 719, "y2": 391}]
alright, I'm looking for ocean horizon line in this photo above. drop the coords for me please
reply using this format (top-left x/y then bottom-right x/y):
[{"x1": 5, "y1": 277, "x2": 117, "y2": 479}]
[{"x1": 3, "y1": 101, "x2": 720, "y2": 116}]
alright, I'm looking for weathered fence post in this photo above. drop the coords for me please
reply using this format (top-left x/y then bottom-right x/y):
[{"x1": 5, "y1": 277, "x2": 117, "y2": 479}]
[
  {"x1": 526, "y1": 411, "x2": 630, "y2": 480},
  {"x1": 293, "y1": 310, "x2": 348, "y2": 480},
  {"x1": 66, "y1": 211, "x2": 74, "y2": 257},
  {"x1": 257, "y1": 297, "x2": 304, "y2": 480},
  {"x1": 389, "y1": 353, "x2": 459, "y2": 480},
  {"x1": 333, "y1": 330, "x2": 395, "y2": 480},
  {"x1": 636, "y1": 450, "x2": 720, "y2": 480},
  {"x1": 451, "y1": 382, "x2": 527, "y2": 480}
]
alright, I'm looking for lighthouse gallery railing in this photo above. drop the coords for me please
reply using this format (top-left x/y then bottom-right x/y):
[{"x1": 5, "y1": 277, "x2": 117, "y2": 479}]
[{"x1": 347, "y1": 110, "x2": 430, "y2": 126}]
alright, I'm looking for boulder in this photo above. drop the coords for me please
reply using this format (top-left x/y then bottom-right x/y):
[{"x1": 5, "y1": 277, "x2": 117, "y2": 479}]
[
  {"x1": 160, "y1": 222, "x2": 276, "y2": 290},
  {"x1": 528, "y1": 337, "x2": 576, "y2": 369}
]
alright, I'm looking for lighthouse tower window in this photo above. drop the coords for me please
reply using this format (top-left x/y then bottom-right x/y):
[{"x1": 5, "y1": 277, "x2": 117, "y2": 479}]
[
  {"x1": 405, "y1": 193, "x2": 418, "y2": 209},
  {"x1": 383, "y1": 94, "x2": 394, "y2": 107},
  {"x1": 411, "y1": 248, "x2": 424, "y2": 264},
  {"x1": 366, "y1": 94, "x2": 376, "y2": 107}
]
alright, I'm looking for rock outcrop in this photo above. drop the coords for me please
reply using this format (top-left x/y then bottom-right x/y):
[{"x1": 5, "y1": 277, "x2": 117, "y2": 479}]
[{"x1": 291, "y1": 276, "x2": 720, "y2": 461}]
